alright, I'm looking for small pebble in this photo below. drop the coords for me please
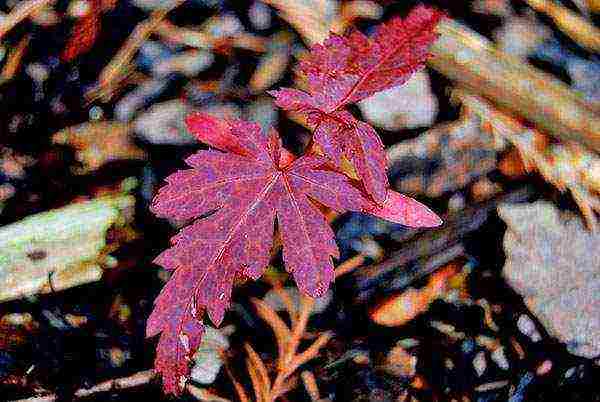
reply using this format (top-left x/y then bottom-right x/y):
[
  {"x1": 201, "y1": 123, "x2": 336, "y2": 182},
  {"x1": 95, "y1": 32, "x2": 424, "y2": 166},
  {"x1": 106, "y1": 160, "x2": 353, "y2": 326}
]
[
  {"x1": 385, "y1": 345, "x2": 416, "y2": 377},
  {"x1": 473, "y1": 351, "x2": 487, "y2": 377},
  {"x1": 88, "y1": 106, "x2": 104, "y2": 121},
  {"x1": 109, "y1": 347, "x2": 129, "y2": 368},
  {"x1": 398, "y1": 338, "x2": 419, "y2": 349},
  {"x1": 491, "y1": 347, "x2": 509, "y2": 370},
  {"x1": 508, "y1": 372, "x2": 534, "y2": 402},
  {"x1": 68, "y1": 0, "x2": 91, "y2": 17},
  {"x1": 475, "y1": 380, "x2": 509, "y2": 392},
  {"x1": 133, "y1": 99, "x2": 196, "y2": 145},
  {"x1": 204, "y1": 13, "x2": 243, "y2": 38},
  {"x1": 64, "y1": 314, "x2": 88, "y2": 328},
  {"x1": 115, "y1": 79, "x2": 172, "y2": 122},
  {"x1": 448, "y1": 193, "x2": 466, "y2": 212},
  {"x1": 536, "y1": 360, "x2": 552, "y2": 376},
  {"x1": 190, "y1": 326, "x2": 231, "y2": 385},
  {"x1": 2, "y1": 313, "x2": 33, "y2": 326},
  {"x1": 249, "y1": 1, "x2": 272, "y2": 30},
  {"x1": 358, "y1": 71, "x2": 438, "y2": 130},
  {"x1": 352, "y1": 351, "x2": 370, "y2": 365},
  {"x1": 517, "y1": 315, "x2": 541, "y2": 342},
  {"x1": 26, "y1": 63, "x2": 49, "y2": 83},
  {"x1": 462, "y1": 339, "x2": 475, "y2": 354}
]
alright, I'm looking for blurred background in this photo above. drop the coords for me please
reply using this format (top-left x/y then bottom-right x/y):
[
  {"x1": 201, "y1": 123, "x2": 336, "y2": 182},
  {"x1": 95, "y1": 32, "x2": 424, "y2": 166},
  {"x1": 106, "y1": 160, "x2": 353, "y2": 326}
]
[{"x1": 0, "y1": 0, "x2": 598, "y2": 401}]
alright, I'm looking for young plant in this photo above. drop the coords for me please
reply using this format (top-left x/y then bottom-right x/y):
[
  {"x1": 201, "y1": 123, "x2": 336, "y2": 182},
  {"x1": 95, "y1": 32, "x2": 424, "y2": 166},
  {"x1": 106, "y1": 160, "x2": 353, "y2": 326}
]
[{"x1": 147, "y1": 5, "x2": 444, "y2": 395}]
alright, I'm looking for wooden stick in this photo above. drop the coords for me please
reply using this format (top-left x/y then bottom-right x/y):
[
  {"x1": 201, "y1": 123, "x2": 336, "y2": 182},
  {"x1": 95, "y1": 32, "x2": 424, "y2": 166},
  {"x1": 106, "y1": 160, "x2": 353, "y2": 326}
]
[
  {"x1": 12, "y1": 370, "x2": 157, "y2": 402},
  {"x1": 454, "y1": 88, "x2": 600, "y2": 229},
  {"x1": 1, "y1": 34, "x2": 31, "y2": 80},
  {"x1": 87, "y1": 2, "x2": 184, "y2": 101},
  {"x1": 428, "y1": 19, "x2": 600, "y2": 152},
  {"x1": 351, "y1": 186, "x2": 535, "y2": 301},
  {"x1": 154, "y1": 20, "x2": 213, "y2": 48},
  {"x1": 334, "y1": 253, "x2": 366, "y2": 279},
  {"x1": 523, "y1": 0, "x2": 600, "y2": 52},
  {"x1": 301, "y1": 370, "x2": 321, "y2": 402},
  {"x1": 98, "y1": 10, "x2": 170, "y2": 86},
  {"x1": 12, "y1": 370, "x2": 229, "y2": 402},
  {"x1": 154, "y1": 21, "x2": 267, "y2": 53},
  {"x1": 187, "y1": 384, "x2": 232, "y2": 402},
  {"x1": 0, "y1": 0, "x2": 54, "y2": 39}
]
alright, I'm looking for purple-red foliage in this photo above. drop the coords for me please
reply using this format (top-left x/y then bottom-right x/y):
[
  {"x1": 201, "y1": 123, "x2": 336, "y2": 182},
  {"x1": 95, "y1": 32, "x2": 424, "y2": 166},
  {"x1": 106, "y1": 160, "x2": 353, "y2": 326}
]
[
  {"x1": 270, "y1": 5, "x2": 443, "y2": 203},
  {"x1": 147, "y1": 5, "x2": 444, "y2": 394}
]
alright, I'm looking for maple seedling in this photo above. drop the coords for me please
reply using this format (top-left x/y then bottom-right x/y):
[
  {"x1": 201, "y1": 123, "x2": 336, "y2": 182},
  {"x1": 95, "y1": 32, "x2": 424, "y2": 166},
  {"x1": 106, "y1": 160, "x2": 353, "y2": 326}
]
[{"x1": 147, "y1": 5, "x2": 444, "y2": 395}]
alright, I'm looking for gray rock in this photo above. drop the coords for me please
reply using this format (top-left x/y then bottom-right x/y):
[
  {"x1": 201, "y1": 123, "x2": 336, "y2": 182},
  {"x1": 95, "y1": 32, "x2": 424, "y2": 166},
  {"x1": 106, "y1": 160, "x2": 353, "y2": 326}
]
[
  {"x1": 358, "y1": 71, "x2": 438, "y2": 131},
  {"x1": 190, "y1": 326, "x2": 231, "y2": 385},
  {"x1": 499, "y1": 201, "x2": 600, "y2": 358},
  {"x1": 133, "y1": 99, "x2": 197, "y2": 145}
]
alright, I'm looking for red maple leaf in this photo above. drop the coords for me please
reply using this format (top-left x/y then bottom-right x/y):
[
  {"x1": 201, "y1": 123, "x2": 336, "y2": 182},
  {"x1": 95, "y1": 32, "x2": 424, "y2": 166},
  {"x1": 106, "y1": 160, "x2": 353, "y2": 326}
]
[
  {"x1": 270, "y1": 5, "x2": 443, "y2": 203},
  {"x1": 147, "y1": 113, "x2": 441, "y2": 393}
]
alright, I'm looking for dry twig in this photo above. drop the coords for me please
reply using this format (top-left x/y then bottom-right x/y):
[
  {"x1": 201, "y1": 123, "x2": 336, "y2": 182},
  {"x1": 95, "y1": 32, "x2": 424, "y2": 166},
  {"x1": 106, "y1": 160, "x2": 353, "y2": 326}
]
[
  {"x1": 454, "y1": 88, "x2": 600, "y2": 229},
  {"x1": 0, "y1": 0, "x2": 54, "y2": 39},
  {"x1": 300, "y1": 370, "x2": 321, "y2": 402},
  {"x1": 1, "y1": 34, "x2": 31, "y2": 80},
  {"x1": 523, "y1": 0, "x2": 600, "y2": 52},
  {"x1": 273, "y1": 285, "x2": 298, "y2": 319},
  {"x1": 225, "y1": 364, "x2": 252, "y2": 402},
  {"x1": 231, "y1": 256, "x2": 362, "y2": 402},
  {"x1": 154, "y1": 21, "x2": 267, "y2": 53},
  {"x1": 429, "y1": 19, "x2": 600, "y2": 152},
  {"x1": 252, "y1": 298, "x2": 292, "y2": 368},
  {"x1": 12, "y1": 369, "x2": 157, "y2": 402},
  {"x1": 86, "y1": 3, "x2": 183, "y2": 101},
  {"x1": 334, "y1": 254, "x2": 367, "y2": 279},
  {"x1": 266, "y1": 295, "x2": 331, "y2": 401},
  {"x1": 12, "y1": 370, "x2": 229, "y2": 402}
]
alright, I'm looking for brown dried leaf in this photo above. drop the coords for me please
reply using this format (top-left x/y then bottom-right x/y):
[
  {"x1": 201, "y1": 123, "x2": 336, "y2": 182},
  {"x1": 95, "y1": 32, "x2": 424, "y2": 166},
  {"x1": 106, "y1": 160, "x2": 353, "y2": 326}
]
[
  {"x1": 369, "y1": 263, "x2": 459, "y2": 326},
  {"x1": 52, "y1": 121, "x2": 147, "y2": 174}
]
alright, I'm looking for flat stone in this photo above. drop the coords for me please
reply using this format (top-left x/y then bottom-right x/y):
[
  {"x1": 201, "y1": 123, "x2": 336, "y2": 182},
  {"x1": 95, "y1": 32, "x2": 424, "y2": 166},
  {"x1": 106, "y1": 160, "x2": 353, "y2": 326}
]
[
  {"x1": 358, "y1": 71, "x2": 438, "y2": 131},
  {"x1": 499, "y1": 201, "x2": 600, "y2": 358}
]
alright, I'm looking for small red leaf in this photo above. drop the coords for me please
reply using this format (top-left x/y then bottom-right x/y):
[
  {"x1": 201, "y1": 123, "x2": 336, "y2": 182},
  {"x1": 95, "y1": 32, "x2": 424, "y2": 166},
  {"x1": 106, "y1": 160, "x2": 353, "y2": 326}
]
[
  {"x1": 186, "y1": 112, "x2": 297, "y2": 166},
  {"x1": 313, "y1": 111, "x2": 388, "y2": 203},
  {"x1": 148, "y1": 115, "x2": 370, "y2": 392},
  {"x1": 185, "y1": 112, "x2": 253, "y2": 156},
  {"x1": 298, "y1": 5, "x2": 444, "y2": 110},
  {"x1": 270, "y1": 6, "x2": 443, "y2": 203},
  {"x1": 365, "y1": 190, "x2": 442, "y2": 228}
]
